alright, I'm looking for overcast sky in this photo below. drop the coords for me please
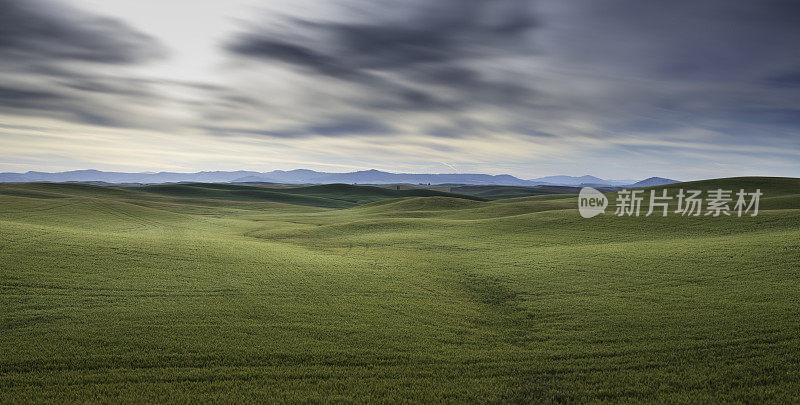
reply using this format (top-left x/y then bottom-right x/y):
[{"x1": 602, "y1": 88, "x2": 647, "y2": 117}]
[{"x1": 0, "y1": 0, "x2": 798, "y2": 179}]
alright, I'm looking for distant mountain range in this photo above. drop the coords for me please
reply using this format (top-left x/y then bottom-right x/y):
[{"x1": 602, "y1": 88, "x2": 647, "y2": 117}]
[
  {"x1": 0, "y1": 169, "x2": 679, "y2": 187},
  {"x1": 628, "y1": 177, "x2": 680, "y2": 188}
]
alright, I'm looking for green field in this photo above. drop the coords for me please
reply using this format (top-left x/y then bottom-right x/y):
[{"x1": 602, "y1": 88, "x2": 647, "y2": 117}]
[{"x1": 1, "y1": 178, "x2": 799, "y2": 402}]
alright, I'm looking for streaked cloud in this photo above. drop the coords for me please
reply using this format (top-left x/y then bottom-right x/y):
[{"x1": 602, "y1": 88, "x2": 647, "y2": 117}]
[
  {"x1": 0, "y1": 0, "x2": 162, "y2": 66},
  {"x1": 0, "y1": 0, "x2": 798, "y2": 179}
]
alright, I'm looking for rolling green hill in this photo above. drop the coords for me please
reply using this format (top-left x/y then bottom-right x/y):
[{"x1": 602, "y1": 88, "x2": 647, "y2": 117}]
[
  {"x1": 133, "y1": 182, "x2": 486, "y2": 208},
  {"x1": 1, "y1": 177, "x2": 799, "y2": 402},
  {"x1": 449, "y1": 184, "x2": 576, "y2": 200}
]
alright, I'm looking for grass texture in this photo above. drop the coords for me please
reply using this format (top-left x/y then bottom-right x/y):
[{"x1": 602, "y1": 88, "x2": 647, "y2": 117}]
[{"x1": 1, "y1": 177, "x2": 799, "y2": 402}]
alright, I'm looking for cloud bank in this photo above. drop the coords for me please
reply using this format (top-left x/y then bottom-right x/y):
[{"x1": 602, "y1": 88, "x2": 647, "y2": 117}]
[{"x1": 0, "y1": 0, "x2": 798, "y2": 179}]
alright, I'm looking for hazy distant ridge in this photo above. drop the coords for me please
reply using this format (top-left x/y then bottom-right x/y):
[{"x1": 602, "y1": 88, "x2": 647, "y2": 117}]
[{"x1": 0, "y1": 169, "x2": 669, "y2": 187}]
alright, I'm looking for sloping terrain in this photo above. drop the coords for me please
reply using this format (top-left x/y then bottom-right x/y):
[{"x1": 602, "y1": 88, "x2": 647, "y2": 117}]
[
  {"x1": 448, "y1": 185, "x2": 570, "y2": 200},
  {"x1": 1, "y1": 178, "x2": 799, "y2": 402},
  {"x1": 134, "y1": 182, "x2": 485, "y2": 208}
]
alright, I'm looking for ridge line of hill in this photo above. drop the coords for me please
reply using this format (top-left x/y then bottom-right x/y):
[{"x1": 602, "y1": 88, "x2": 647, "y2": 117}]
[{"x1": 0, "y1": 169, "x2": 680, "y2": 187}]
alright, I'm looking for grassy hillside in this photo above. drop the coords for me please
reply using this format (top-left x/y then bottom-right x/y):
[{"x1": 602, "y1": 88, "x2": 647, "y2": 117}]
[
  {"x1": 632, "y1": 176, "x2": 800, "y2": 211},
  {"x1": 133, "y1": 182, "x2": 485, "y2": 208},
  {"x1": 449, "y1": 185, "x2": 574, "y2": 200},
  {"x1": 1, "y1": 177, "x2": 799, "y2": 402}
]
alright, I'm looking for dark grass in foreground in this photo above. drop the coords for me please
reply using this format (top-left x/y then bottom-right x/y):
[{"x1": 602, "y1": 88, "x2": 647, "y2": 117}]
[{"x1": 1, "y1": 177, "x2": 799, "y2": 402}]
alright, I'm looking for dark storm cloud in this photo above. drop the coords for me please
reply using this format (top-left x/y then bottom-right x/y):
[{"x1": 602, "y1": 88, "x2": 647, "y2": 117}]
[
  {"x1": 765, "y1": 71, "x2": 800, "y2": 88},
  {"x1": 203, "y1": 116, "x2": 394, "y2": 139},
  {"x1": 0, "y1": 0, "x2": 172, "y2": 128},
  {"x1": 0, "y1": 85, "x2": 65, "y2": 106},
  {"x1": 0, "y1": 80, "x2": 142, "y2": 127},
  {"x1": 541, "y1": 0, "x2": 800, "y2": 122},
  {"x1": 307, "y1": 118, "x2": 393, "y2": 136},
  {"x1": 0, "y1": 59, "x2": 178, "y2": 128},
  {"x1": 0, "y1": 0, "x2": 162, "y2": 65},
  {"x1": 225, "y1": 35, "x2": 449, "y2": 110},
  {"x1": 0, "y1": 0, "x2": 797, "y2": 175},
  {"x1": 548, "y1": 0, "x2": 800, "y2": 82},
  {"x1": 229, "y1": 0, "x2": 537, "y2": 71},
  {"x1": 522, "y1": 0, "x2": 800, "y2": 149},
  {"x1": 225, "y1": 0, "x2": 539, "y2": 111},
  {"x1": 1, "y1": 68, "x2": 267, "y2": 130},
  {"x1": 224, "y1": 0, "x2": 800, "y2": 144},
  {"x1": 0, "y1": 0, "x2": 251, "y2": 132},
  {"x1": 228, "y1": 39, "x2": 358, "y2": 80}
]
